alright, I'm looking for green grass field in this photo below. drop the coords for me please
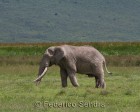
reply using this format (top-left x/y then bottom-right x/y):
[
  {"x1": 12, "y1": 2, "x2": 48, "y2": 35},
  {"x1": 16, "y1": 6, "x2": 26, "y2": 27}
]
[
  {"x1": 0, "y1": 42, "x2": 140, "y2": 112},
  {"x1": 0, "y1": 65, "x2": 140, "y2": 112}
]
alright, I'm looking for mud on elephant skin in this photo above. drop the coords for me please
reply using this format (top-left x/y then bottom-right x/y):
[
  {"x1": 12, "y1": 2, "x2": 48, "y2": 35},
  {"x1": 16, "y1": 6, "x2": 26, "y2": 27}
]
[{"x1": 34, "y1": 45, "x2": 112, "y2": 88}]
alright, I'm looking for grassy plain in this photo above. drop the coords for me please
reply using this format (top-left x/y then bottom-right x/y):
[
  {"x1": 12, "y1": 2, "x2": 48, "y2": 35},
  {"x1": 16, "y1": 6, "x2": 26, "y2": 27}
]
[
  {"x1": 0, "y1": 42, "x2": 140, "y2": 112},
  {"x1": 0, "y1": 65, "x2": 140, "y2": 112}
]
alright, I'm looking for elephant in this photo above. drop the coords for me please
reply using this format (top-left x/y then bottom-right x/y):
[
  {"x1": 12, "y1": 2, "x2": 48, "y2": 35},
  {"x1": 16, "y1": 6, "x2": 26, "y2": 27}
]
[{"x1": 34, "y1": 45, "x2": 112, "y2": 88}]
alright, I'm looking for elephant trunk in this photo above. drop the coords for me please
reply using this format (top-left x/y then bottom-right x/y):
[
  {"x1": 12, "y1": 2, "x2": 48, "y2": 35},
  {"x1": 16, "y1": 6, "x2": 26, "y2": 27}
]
[{"x1": 34, "y1": 66, "x2": 48, "y2": 85}]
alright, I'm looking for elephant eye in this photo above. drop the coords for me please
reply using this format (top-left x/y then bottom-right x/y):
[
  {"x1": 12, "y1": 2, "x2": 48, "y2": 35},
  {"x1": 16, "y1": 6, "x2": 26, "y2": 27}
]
[{"x1": 45, "y1": 63, "x2": 49, "y2": 67}]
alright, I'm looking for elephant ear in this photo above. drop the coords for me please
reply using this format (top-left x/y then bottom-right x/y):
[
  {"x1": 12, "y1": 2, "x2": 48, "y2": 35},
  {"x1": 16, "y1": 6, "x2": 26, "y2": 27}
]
[
  {"x1": 54, "y1": 47, "x2": 65, "y2": 64},
  {"x1": 45, "y1": 47, "x2": 55, "y2": 57}
]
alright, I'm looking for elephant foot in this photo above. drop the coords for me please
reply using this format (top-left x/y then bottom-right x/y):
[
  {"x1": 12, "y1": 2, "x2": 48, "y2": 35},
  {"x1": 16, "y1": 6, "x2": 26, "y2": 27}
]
[
  {"x1": 101, "y1": 82, "x2": 106, "y2": 89},
  {"x1": 96, "y1": 82, "x2": 106, "y2": 89},
  {"x1": 73, "y1": 84, "x2": 79, "y2": 87},
  {"x1": 62, "y1": 85, "x2": 67, "y2": 88},
  {"x1": 95, "y1": 82, "x2": 106, "y2": 89}
]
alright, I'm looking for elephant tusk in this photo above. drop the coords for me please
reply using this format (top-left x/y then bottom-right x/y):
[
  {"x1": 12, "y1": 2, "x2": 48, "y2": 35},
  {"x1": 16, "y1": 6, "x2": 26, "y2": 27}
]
[{"x1": 34, "y1": 67, "x2": 48, "y2": 82}]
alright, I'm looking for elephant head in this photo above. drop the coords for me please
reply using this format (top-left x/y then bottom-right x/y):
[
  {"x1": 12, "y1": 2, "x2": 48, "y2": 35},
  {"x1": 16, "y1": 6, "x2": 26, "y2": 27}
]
[{"x1": 34, "y1": 46, "x2": 65, "y2": 85}]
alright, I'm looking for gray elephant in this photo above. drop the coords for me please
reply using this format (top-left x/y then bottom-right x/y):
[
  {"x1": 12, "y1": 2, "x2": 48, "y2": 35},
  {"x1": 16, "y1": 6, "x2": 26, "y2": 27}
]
[{"x1": 34, "y1": 45, "x2": 112, "y2": 88}]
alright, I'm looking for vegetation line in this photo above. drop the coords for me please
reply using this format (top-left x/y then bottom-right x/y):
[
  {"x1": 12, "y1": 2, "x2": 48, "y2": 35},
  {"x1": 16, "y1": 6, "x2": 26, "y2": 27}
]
[{"x1": 0, "y1": 42, "x2": 140, "y2": 66}]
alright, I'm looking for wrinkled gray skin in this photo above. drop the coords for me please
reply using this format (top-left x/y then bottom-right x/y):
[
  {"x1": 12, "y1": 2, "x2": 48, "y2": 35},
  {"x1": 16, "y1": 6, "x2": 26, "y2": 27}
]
[{"x1": 34, "y1": 45, "x2": 112, "y2": 88}]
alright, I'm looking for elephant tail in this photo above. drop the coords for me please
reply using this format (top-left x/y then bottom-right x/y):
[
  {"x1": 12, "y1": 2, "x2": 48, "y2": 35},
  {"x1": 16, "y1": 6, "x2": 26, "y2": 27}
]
[{"x1": 103, "y1": 61, "x2": 112, "y2": 74}]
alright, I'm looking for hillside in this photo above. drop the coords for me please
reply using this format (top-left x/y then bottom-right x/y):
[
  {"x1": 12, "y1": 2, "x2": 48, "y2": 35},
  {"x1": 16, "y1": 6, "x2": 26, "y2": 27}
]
[{"x1": 0, "y1": 0, "x2": 140, "y2": 42}]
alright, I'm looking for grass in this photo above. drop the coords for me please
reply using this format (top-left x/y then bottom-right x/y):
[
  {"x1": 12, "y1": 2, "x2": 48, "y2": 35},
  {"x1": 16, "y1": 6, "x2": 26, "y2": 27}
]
[
  {"x1": 0, "y1": 42, "x2": 140, "y2": 66},
  {"x1": 0, "y1": 65, "x2": 140, "y2": 112},
  {"x1": 0, "y1": 42, "x2": 140, "y2": 56}
]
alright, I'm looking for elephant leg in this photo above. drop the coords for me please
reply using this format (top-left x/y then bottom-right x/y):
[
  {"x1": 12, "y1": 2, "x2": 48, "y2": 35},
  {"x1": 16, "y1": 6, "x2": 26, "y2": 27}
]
[
  {"x1": 67, "y1": 70, "x2": 79, "y2": 87},
  {"x1": 95, "y1": 67, "x2": 106, "y2": 89},
  {"x1": 95, "y1": 76, "x2": 100, "y2": 88},
  {"x1": 69, "y1": 74, "x2": 79, "y2": 87},
  {"x1": 60, "y1": 69, "x2": 68, "y2": 87},
  {"x1": 98, "y1": 74, "x2": 106, "y2": 88}
]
